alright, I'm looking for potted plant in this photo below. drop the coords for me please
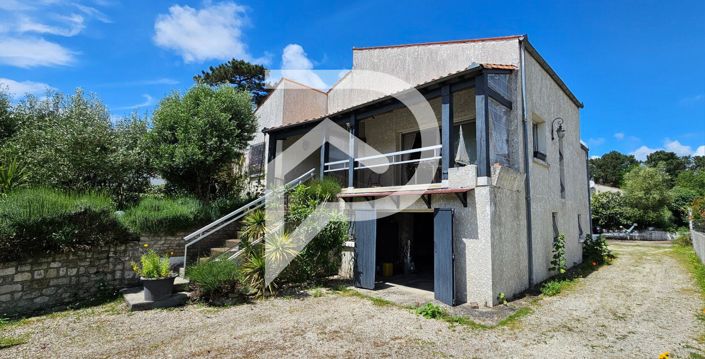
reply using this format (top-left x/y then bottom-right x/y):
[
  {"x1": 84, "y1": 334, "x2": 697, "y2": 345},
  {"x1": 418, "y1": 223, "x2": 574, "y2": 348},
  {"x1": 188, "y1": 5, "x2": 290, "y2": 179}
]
[{"x1": 131, "y1": 250, "x2": 175, "y2": 301}]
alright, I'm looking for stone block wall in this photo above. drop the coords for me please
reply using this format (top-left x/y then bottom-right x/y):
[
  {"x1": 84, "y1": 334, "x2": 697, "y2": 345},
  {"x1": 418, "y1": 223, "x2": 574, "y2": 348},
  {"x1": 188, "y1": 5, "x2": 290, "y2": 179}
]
[{"x1": 0, "y1": 233, "x2": 189, "y2": 317}]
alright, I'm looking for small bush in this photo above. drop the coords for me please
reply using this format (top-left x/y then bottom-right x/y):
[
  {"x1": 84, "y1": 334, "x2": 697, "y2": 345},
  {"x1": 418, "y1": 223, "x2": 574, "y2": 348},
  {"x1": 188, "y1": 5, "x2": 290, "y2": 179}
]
[
  {"x1": 415, "y1": 303, "x2": 445, "y2": 319},
  {"x1": 131, "y1": 250, "x2": 171, "y2": 279},
  {"x1": 187, "y1": 259, "x2": 243, "y2": 302},
  {"x1": 673, "y1": 231, "x2": 692, "y2": 247},
  {"x1": 550, "y1": 234, "x2": 567, "y2": 274},
  {"x1": 0, "y1": 188, "x2": 134, "y2": 262},
  {"x1": 119, "y1": 196, "x2": 203, "y2": 235},
  {"x1": 582, "y1": 234, "x2": 614, "y2": 265},
  {"x1": 540, "y1": 280, "x2": 569, "y2": 296}
]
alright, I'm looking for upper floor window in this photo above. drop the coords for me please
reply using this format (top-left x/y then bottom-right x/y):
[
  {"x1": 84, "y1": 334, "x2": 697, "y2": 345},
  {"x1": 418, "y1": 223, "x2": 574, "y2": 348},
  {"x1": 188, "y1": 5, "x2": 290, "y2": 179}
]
[
  {"x1": 248, "y1": 142, "x2": 265, "y2": 176},
  {"x1": 488, "y1": 73, "x2": 511, "y2": 99},
  {"x1": 532, "y1": 119, "x2": 547, "y2": 161},
  {"x1": 489, "y1": 98, "x2": 510, "y2": 167}
]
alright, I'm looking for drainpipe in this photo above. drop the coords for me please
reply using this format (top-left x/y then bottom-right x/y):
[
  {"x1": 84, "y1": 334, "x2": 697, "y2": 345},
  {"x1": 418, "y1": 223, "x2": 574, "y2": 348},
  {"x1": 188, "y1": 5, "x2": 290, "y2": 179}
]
[
  {"x1": 519, "y1": 37, "x2": 534, "y2": 288},
  {"x1": 583, "y1": 145, "x2": 593, "y2": 236}
]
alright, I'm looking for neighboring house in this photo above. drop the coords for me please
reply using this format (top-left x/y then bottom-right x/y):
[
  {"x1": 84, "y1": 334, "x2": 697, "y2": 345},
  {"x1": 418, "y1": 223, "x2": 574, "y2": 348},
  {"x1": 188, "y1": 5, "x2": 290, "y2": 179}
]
[{"x1": 251, "y1": 35, "x2": 590, "y2": 307}]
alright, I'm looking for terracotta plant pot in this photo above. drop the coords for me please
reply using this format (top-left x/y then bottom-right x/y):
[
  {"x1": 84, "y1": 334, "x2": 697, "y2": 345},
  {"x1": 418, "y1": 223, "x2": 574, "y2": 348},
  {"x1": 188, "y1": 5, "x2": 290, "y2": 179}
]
[{"x1": 142, "y1": 276, "x2": 175, "y2": 301}]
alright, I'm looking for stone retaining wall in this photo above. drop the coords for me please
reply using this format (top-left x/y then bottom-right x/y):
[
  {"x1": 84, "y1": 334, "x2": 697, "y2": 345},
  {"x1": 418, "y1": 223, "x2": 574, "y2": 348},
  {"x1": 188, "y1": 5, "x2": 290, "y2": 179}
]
[
  {"x1": 693, "y1": 231, "x2": 705, "y2": 265},
  {"x1": 0, "y1": 234, "x2": 187, "y2": 317}
]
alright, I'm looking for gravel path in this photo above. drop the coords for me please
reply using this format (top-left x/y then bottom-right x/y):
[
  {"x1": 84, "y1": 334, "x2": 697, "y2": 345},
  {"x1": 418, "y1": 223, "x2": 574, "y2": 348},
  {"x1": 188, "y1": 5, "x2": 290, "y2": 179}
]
[{"x1": 2, "y1": 241, "x2": 703, "y2": 358}]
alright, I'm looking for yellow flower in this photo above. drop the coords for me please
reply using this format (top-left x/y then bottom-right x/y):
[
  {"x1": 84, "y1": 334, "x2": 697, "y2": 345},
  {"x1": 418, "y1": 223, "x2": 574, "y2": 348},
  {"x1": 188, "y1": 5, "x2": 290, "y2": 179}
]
[
  {"x1": 143, "y1": 243, "x2": 149, "y2": 248},
  {"x1": 659, "y1": 351, "x2": 670, "y2": 359}
]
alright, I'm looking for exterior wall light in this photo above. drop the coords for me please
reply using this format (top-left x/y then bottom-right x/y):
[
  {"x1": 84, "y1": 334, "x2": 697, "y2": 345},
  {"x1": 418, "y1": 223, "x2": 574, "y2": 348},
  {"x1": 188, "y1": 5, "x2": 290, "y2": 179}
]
[{"x1": 551, "y1": 117, "x2": 566, "y2": 141}]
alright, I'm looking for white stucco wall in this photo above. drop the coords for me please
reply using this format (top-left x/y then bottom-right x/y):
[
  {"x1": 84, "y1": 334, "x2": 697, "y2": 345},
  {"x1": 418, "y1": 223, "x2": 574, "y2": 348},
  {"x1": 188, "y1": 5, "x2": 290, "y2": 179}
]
[
  {"x1": 328, "y1": 39, "x2": 521, "y2": 114},
  {"x1": 523, "y1": 50, "x2": 588, "y2": 285}
]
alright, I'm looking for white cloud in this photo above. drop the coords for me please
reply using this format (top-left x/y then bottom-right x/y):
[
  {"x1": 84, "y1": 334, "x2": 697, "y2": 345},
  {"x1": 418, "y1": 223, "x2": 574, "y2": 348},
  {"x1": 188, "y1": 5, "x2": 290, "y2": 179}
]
[
  {"x1": 587, "y1": 137, "x2": 605, "y2": 146},
  {"x1": 0, "y1": 37, "x2": 75, "y2": 67},
  {"x1": 17, "y1": 14, "x2": 85, "y2": 37},
  {"x1": 695, "y1": 146, "x2": 705, "y2": 157},
  {"x1": 115, "y1": 94, "x2": 154, "y2": 110},
  {"x1": 0, "y1": 78, "x2": 55, "y2": 99},
  {"x1": 0, "y1": 1, "x2": 109, "y2": 68},
  {"x1": 631, "y1": 145, "x2": 660, "y2": 161},
  {"x1": 281, "y1": 44, "x2": 327, "y2": 90},
  {"x1": 614, "y1": 132, "x2": 624, "y2": 140},
  {"x1": 153, "y1": 2, "x2": 266, "y2": 64},
  {"x1": 680, "y1": 94, "x2": 705, "y2": 106},
  {"x1": 664, "y1": 139, "x2": 693, "y2": 156}
]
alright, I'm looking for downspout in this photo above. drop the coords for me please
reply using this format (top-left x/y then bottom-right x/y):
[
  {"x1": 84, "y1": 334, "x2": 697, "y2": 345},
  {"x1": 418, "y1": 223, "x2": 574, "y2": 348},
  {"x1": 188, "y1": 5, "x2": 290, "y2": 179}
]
[
  {"x1": 519, "y1": 37, "x2": 534, "y2": 287},
  {"x1": 583, "y1": 145, "x2": 593, "y2": 236}
]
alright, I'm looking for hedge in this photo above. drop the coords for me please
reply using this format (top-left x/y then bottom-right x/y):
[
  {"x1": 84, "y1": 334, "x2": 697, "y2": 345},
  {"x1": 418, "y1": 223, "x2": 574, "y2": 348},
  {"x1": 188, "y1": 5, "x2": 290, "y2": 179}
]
[{"x1": 0, "y1": 188, "x2": 135, "y2": 262}]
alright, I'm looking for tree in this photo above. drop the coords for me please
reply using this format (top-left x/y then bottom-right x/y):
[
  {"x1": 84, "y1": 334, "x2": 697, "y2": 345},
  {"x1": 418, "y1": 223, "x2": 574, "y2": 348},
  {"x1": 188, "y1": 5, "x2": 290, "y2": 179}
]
[
  {"x1": 588, "y1": 151, "x2": 639, "y2": 187},
  {"x1": 0, "y1": 89, "x2": 151, "y2": 207},
  {"x1": 591, "y1": 191, "x2": 631, "y2": 229},
  {"x1": 0, "y1": 91, "x2": 16, "y2": 144},
  {"x1": 675, "y1": 169, "x2": 705, "y2": 195},
  {"x1": 194, "y1": 59, "x2": 269, "y2": 105},
  {"x1": 691, "y1": 156, "x2": 705, "y2": 171},
  {"x1": 645, "y1": 151, "x2": 688, "y2": 182},
  {"x1": 622, "y1": 165, "x2": 673, "y2": 228},
  {"x1": 148, "y1": 85, "x2": 257, "y2": 201}
]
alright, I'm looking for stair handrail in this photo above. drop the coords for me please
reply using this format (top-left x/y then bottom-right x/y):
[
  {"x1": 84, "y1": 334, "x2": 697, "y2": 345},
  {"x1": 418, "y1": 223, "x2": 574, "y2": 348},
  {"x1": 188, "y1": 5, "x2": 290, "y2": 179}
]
[{"x1": 183, "y1": 168, "x2": 315, "y2": 258}]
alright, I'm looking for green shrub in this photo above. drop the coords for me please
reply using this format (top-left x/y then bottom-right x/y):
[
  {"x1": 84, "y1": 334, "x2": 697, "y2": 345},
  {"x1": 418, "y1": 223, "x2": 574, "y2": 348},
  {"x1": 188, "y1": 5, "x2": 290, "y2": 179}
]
[
  {"x1": 416, "y1": 303, "x2": 445, "y2": 319},
  {"x1": 131, "y1": 250, "x2": 171, "y2": 279},
  {"x1": 540, "y1": 280, "x2": 568, "y2": 296},
  {"x1": 673, "y1": 230, "x2": 692, "y2": 247},
  {"x1": 582, "y1": 234, "x2": 614, "y2": 265},
  {"x1": 283, "y1": 179, "x2": 348, "y2": 283},
  {"x1": 186, "y1": 259, "x2": 243, "y2": 302},
  {"x1": 119, "y1": 196, "x2": 203, "y2": 235},
  {"x1": 0, "y1": 188, "x2": 134, "y2": 262},
  {"x1": 241, "y1": 209, "x2": 267, "y2": 242},
  {"x1": 0, "y1": 158, "x2": 27, "y2": 194},
  {"x1": 550, "y1": 233, "x2": 567, "y2": 274}
]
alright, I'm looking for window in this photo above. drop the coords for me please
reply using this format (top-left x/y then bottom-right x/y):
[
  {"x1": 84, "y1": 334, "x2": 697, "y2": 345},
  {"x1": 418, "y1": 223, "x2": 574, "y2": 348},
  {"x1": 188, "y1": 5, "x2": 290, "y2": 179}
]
[
  {"x1": 488, "y1": 73, "x2": 511, "y2": 99},
  {"x1": 532, "y1": 120, "x2": 547, "y2": 161},
  {"x1": 489, "y1": 98, "x2": 510, "y2": 166},
  {"x1": 248, "y1": 142, "x2": 265, "y2": 176},
  {"x1": 453, "y1": 122, "x2": 476, "y2": 166}
]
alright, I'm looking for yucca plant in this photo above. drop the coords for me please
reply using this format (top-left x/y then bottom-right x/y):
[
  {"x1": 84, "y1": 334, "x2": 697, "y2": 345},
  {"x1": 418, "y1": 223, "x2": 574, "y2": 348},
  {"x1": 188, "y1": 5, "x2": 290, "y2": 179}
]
[
  {"x1": 264, "y1": 231, "x2": 299, "y2": 264},
  {"x1": 0, "y1": 158, "x2": 27, "y2": 194},
  {"x1": 241, "y1": 209, "x2": 267, "y2": 241},
  {"x1": 240, "y1": 246, "x2": 274, "y2": 298}
]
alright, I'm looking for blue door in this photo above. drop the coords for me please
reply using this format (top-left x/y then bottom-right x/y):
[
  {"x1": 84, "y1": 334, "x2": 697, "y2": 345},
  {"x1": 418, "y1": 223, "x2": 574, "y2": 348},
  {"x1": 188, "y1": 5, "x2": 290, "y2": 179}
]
[
  {"x1": 354, "y1": 209, "x2": 376, "y2": 289},
  {"x1": 434, "y1": 208, "x2": 454, "y2": 305}
]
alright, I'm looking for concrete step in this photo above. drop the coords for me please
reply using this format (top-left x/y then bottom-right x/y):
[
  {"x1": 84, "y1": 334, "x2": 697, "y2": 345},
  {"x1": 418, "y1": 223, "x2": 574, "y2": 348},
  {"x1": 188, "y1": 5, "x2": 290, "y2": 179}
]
[
  {"x1": 174, "y1": 277, "x2": 190, "y2": 292},
  {"x1": 121, "y1": 287, "x2": 189, "y2": 311},
  {"x1": 210, "y1": 247, "x2": 231, "y2": 258},
  {"x1": 225, "y1": 239, "x2": 241, "y2": 248}
]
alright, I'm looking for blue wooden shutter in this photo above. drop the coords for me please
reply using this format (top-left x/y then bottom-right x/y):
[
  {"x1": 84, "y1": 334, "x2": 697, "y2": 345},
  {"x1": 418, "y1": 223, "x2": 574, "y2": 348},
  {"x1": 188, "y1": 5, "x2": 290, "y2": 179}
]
[
  {"x1": 354, "y1": 209, "x2": 376, "y2": 289},
  {"x1": 434, "y1": 208, "x2": 454, "y2": 305}
]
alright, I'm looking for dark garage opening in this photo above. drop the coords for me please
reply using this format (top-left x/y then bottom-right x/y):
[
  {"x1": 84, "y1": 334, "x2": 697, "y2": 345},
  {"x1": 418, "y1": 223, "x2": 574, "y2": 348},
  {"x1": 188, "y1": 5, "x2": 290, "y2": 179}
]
[{"x1": 375, "y1": 212, "x2": 434, "y2": 292}]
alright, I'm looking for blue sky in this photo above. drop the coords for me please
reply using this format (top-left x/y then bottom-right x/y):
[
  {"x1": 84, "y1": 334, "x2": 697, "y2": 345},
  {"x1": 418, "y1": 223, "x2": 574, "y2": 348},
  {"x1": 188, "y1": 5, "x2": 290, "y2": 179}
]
[{"x1": 0, "y1": 0, "x2": 703, "y2": 159}]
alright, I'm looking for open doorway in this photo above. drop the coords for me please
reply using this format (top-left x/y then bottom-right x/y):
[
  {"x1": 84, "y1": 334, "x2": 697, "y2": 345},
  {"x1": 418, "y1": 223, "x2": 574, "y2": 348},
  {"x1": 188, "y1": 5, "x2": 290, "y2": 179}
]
[{"x1": 375, "y1": 212, "x2": 434, "y2": 292}]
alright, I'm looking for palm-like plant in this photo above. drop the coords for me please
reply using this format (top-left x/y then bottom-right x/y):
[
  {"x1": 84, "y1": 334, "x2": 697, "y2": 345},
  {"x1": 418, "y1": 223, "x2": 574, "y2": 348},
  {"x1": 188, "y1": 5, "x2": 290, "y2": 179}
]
[
  {"x1": 0, "y1": 158, "x2": 27, "y2": 194},
  {"x1": 241, "y1": 209, "x2": 267, "y2": 242},
  {"x1": 240, "y1": 246, "x2": 274, "y2": 298},
  {"x1": 264, "y1": 231, "x2": 299, "y2": 264}
]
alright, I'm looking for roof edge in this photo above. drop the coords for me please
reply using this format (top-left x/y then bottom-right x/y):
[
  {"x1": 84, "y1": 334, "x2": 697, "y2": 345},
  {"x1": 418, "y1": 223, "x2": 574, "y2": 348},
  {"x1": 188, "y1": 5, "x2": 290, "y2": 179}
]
[
  {"x1": 353, "y1": 35, "x2": 523, "y2": 51},
  {"x1": 521, "y1": 37, "x2": 584, "y2": 109}
]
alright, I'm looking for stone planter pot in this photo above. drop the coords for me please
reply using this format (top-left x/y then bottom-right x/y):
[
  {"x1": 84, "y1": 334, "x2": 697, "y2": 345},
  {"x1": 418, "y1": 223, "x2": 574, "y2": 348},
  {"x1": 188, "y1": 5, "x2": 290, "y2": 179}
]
[{"x1": 142, "y1": 276, "x2": 175, "y2": 301}]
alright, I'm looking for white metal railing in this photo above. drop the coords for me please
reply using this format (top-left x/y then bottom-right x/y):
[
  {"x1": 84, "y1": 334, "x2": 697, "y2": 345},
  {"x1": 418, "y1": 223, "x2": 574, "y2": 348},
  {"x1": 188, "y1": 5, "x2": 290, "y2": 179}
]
[
  {"x1": 183, "y1": 168, "x2": 315, "y2": 268},
  {"x1": 323, "y1": 144, "x2": 442, "y2": 173}
]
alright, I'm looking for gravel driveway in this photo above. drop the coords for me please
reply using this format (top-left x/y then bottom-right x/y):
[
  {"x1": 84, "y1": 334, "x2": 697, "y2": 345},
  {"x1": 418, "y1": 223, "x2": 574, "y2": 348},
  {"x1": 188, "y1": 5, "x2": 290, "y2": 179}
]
[{"x1": 2, "y1": 241, "x2": 703, "y2": 358}]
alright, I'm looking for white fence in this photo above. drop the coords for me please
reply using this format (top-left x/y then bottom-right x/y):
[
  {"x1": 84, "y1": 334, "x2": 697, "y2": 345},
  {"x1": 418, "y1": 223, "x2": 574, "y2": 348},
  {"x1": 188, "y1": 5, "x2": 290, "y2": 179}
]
[{"x1": 693, "y1": 231, "x2": 705, "y2": 264}]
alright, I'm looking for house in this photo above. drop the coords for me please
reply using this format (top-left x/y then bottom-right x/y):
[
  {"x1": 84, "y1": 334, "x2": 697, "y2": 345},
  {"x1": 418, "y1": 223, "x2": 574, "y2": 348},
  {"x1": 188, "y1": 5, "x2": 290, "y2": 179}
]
[{"x1": 249, "y1": 35, "x2": 590, "y2": 307}]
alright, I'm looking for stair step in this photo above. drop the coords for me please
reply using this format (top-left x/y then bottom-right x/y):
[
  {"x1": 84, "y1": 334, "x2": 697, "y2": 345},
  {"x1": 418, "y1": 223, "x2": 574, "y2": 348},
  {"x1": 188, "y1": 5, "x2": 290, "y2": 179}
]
[
  {"x1": 225, "y1": 239, "x2": 241, "y2": 248},
  {"x1": 210, "y1": 247, "x2": 231, "y2": 258},
  {"x1": 174, "y1": 277, "x2": 190, "y2": 292}
]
